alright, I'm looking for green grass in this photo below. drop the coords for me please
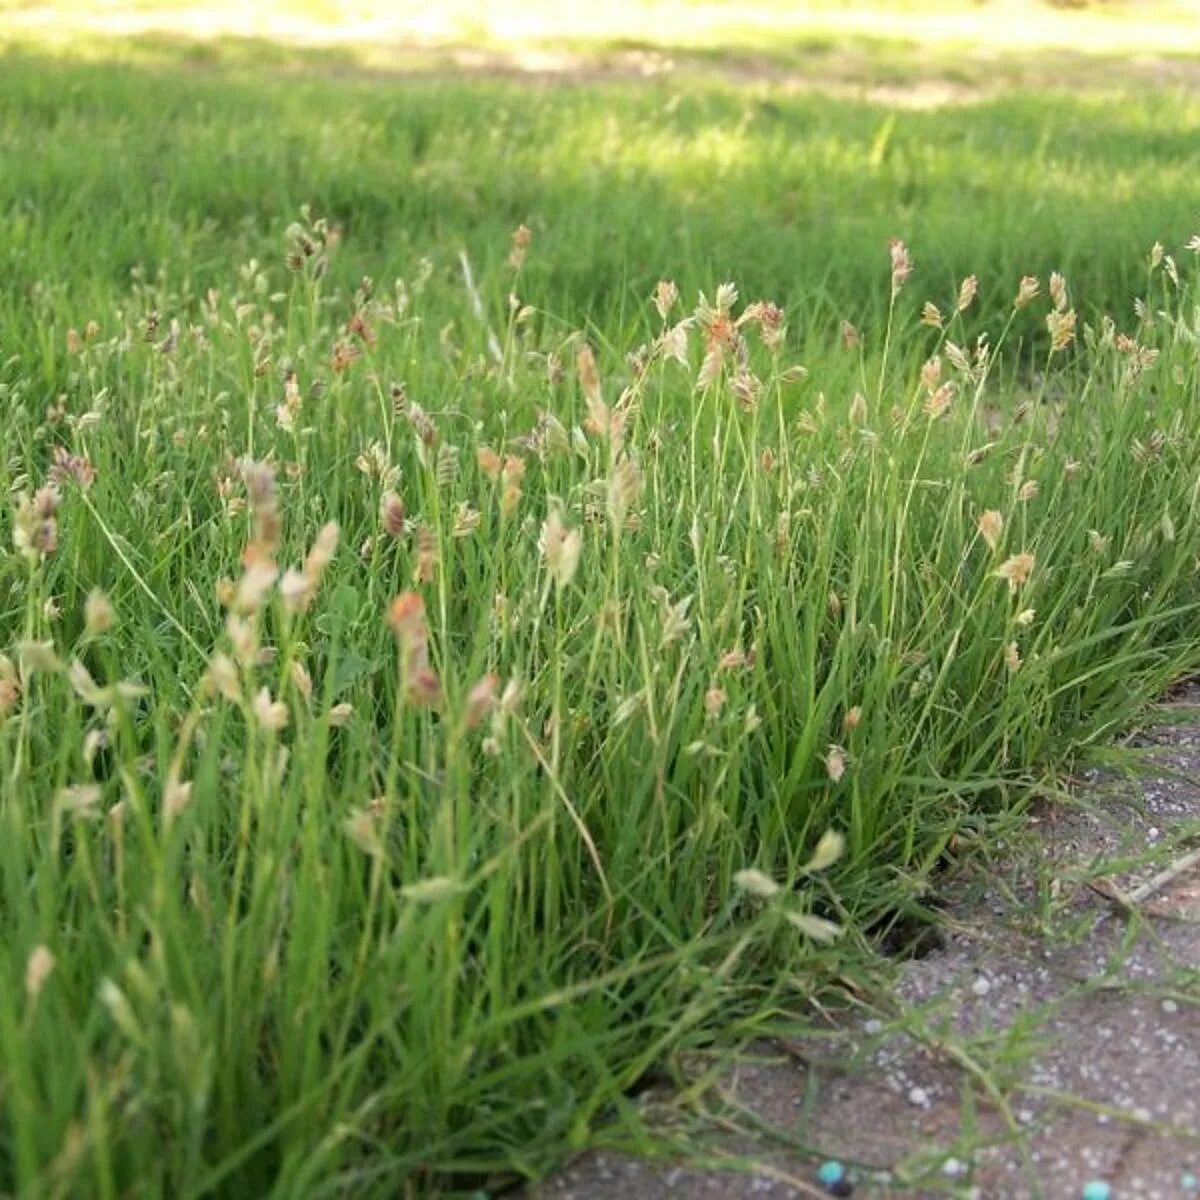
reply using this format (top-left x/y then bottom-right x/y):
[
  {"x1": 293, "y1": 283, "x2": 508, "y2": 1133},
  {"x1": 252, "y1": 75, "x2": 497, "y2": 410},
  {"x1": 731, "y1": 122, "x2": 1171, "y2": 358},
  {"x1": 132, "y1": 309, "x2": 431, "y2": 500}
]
[{"x1": 2, "y1": 27, "x2": 1200, "y2": 1199}]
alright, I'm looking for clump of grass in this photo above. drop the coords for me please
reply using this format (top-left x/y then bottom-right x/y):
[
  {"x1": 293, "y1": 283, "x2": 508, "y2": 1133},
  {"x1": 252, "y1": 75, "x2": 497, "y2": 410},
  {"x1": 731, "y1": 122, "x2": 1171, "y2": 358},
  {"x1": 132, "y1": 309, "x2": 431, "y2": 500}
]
[{"x1": 1, "y1": 213, "x2": 1199, "y2": 1197}]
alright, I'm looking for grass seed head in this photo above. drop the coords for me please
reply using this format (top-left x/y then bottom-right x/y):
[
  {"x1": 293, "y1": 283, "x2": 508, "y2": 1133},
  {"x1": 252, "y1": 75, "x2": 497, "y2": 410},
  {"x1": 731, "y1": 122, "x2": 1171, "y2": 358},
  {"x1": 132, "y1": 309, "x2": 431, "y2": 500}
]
[
  {"x1": 380, "y1": 491, "x2": 406, "y2": 538},
  {"x1": 0, "y1": 655, "x2": 19, "y2": 716},
  {"x1": 508, "y1": 223, "x2": 532, "y2": 271},
  {"x1": 996, "y1": 552, "x2": 1036, "y2": 592},
  {"x1": 889, "y1": 238, "x2": 913, "y2": 295},
  {"x1": 465, "y1": 673, "x2": 499, "y2": 730},
  {"x1": 824, "y1": 744, "x2": 846, "y2": 783},
  {"x1": 1049, "y1": 271, "x2": 1068, "y2": 312},
  {"x1": 84, "y1": 589, "x2": 114, "y2": 637},
  {"x1": 653, "y1": 279, "x2": 679, "y2": 321},
  {"x1": 13, "y1": 488, "x2": 60, "y2": 560},
  {"x1": 1047, "y1": 308, "x2": 1077, "y2": 352},
  {"x1": 252, "y1": 687, "x2": 289, "y2": 732},
  {"x1": 1015, "y1": 275, "x2": 1041, "y2": 309},
  {"x1": 734, "y1": 868, "x2": 780, "y2": 900},
  {"x1": 163, "y1": 776, "x2": 193, "y2": 824},
  {"x1": 978, "y1": 509, "x2": 1004, "y2": 550},
  {"x1": 540, "y1": 507, "x2": 583, "y2": 588},
  {"x1": 290, "y1": 661, "x2": 313, "y2": 700},
  {"x1": 25, "y1": 945, "x2": 56, "y2": 1002}
]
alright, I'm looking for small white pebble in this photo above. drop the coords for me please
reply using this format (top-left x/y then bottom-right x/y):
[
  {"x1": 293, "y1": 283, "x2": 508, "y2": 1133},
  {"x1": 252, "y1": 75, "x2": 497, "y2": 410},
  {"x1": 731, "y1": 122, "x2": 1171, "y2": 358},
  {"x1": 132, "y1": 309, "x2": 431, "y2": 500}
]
[
  {"x1": 863, "y1": 1018, "x2": 883, "y2": 1035},
  {"x1": 1163, "y1": 999, "x2": 1179, "y2": 1014},
  {"x1": 942, "y1": 1157, "x2": 967, "y2": 1178},
  {"x1": 908, "y1": 1086, "x2": 930, "y2": 1108},
  {"x1": 971, "y1": 977, "x2": 992, "y2": 997}
]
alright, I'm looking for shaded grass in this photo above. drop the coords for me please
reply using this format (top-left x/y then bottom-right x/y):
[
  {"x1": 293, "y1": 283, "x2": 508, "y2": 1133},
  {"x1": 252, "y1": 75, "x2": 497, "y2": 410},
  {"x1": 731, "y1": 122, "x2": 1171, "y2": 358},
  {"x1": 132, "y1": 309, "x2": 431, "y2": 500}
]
[{"x1": 2, "y1": 44, "x2": 1200, "y2": 338}]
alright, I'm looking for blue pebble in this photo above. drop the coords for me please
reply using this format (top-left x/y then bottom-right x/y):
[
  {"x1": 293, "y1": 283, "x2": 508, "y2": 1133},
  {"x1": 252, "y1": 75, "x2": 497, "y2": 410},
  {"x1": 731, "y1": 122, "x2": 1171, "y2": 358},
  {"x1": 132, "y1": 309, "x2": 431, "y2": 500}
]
[
  {"x1": 1082, "y1": 1182, "x2": 1112, "y2": 1200},
  {"x1": 1183, "y1": 1173, "x2": 1198, "y2": 1192},
  {"x1": 817, "y1": 1160, "x2": 845, "y2": 1186}
]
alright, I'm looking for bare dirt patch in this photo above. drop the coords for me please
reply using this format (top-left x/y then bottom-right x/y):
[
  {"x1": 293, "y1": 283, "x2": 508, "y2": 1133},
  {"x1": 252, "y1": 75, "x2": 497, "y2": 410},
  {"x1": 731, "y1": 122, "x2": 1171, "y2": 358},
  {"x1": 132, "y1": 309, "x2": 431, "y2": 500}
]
[{"x1": 531, "y1": 693, "x2": 1200, "y2": 1198}]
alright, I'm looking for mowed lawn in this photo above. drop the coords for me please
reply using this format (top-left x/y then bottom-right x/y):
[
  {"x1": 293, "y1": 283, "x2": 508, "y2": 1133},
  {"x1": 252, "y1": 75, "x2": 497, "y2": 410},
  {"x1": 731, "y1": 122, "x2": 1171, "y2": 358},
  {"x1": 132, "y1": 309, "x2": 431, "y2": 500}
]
[{"x1": 2, "y1": 19, "x2": 1200, "y2": 1198}]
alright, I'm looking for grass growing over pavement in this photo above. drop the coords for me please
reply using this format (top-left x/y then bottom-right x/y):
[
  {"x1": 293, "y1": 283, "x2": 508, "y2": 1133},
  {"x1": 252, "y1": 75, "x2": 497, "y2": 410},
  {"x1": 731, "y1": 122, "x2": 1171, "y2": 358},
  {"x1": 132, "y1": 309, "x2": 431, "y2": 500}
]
[{"x1": 2, "y1": 25, "x2": 1200, "y2": 1198}]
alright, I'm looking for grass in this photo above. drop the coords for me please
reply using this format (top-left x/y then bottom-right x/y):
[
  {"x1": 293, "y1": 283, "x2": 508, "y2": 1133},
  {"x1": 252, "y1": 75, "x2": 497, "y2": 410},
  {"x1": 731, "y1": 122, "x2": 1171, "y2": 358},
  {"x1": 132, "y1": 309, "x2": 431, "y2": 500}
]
[{"x1": 2, "y1": 12, "x2": 1200, "y2": 1198}]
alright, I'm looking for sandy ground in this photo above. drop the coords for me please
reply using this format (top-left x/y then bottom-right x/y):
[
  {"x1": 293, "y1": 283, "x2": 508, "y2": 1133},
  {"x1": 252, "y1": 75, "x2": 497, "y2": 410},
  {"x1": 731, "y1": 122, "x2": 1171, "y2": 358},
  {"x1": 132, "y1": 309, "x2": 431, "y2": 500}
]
[{"x1": 531, "y1": 692, "x2": 1200, "y2": 1199}]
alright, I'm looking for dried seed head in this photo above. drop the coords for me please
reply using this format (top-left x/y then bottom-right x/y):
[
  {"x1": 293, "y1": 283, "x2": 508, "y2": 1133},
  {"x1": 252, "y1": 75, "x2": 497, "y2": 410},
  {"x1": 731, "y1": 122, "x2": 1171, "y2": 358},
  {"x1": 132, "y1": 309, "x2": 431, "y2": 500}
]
[
  {"x1": 279, "y1": 568, "x2": 309, "y2": 614},
  {"x1": 233, "y1": 559, "x2": 279, "y2": 614},
  {"x1": 304, "y1": 522, "x2": 339, "y2": 584},
  {"x1": 540, "y1": 508, "x2": 583, "y2": 588},
  {"x1": 824, "y1": 744, "x2": 846, "y2": 783},
  {"x1": 1014, "y1": 275, "x2": 1040, "y2": 309},
  {"x1": 465, "y1": 673, "x2": 499, "y2": 730},
  {"x1": 25, "y1": 945, "x2": 56, "y2": 1002},
  {"x1": 996, "y1": 552, "x2": 1036, "y2": 592},
  {"x1": 741, "y1": 300, "x2": 786, "y2": 350},
  {"x1": 413, "y1": 524, "x2": 438, "y2": 583},
  {"x1": 380, "y1": 491, "x2": 406, "y2": 538},
  {"x1": 388, "y1": 592, "x2": 427, "y2": 643},
  {"x1": 923, "y1": 381, "x2": 955, "y2": 420},
  {"x1": 477, "y1": 446, "x2": 503, "y2": 480},
  {"x1": 957, "y1": 275, "x2": 979, "y2": 312},
  {"x1": 386, "y1": 593, "x2": 439, "y2": 701},
  {"x1": 576, "y1": 342, "x2": 601, "y2": 407},
  {"x1": 163, "y1": 776, "x2": 193, "y2": 824},
  {"x1": 13, "y1": 489, "x2": 59, "y2": 560},
  {"x1": 84, "y1": 589, "x2": 114, "y2": 637},
  {"x1": 508, "y1": 223, "x2": 532, "y2": 270},
  {"x1": 50, "y1": 446, "x2": 96, "y2": 489},
  {"x1": 203, "y1": 652, "x2": 241, "y2": 703},
  {"x1": 225, "y1": 615, "x2": 258, "y2": 667},
  {"x1": 0, "y1": 654, "x2": 19, "y2": 717},
  {"x1": 252, "y1": 687, "x2": 289, "y2": 732},
  {"x1": 653, "y1": 279, "x2": 679, "y2": 321},
  {"x1": 344, "y1": 807, "x2": 385, "y2": 859},
  {"x1": 1047, "y1": 308, "x2": 1076, "y2": 353},
  {"x1": 606, "y1": 457, "x2": 643, "y2": 531},
  {"x1": 920, "y1": 356, "x2": 942, "y2": 393},
  {"x1": 1049, "y1": 271, "x2": 1068, "y2": 312},
  {"x1": 921, "y1": 301, "x2": 943, "y2": 328},
  {"x1": 17, "y1": 640, "x2": 60, "y2": 675},
  {"x1": 57, "y1": 784, "x2": 102, "y2": 814},
  {"x1": 734, "y1": 869, "x2": 781, "y2": 900},
  {"x1": 889, "y1": 239, "x2": 913, "y2": 294},
  {"x1": 977, "y1": 510, "x2": 1004, "y2": 551},
  {"x1": 290, "y1": 661, "x2": 313, "y2": 700}
]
